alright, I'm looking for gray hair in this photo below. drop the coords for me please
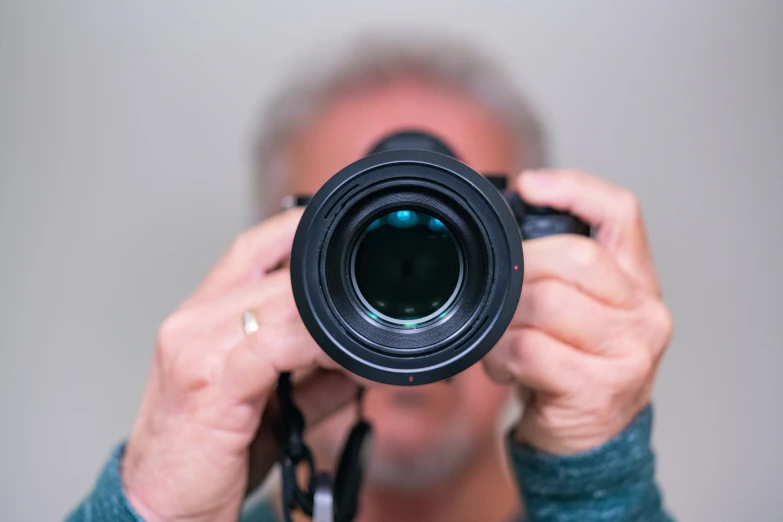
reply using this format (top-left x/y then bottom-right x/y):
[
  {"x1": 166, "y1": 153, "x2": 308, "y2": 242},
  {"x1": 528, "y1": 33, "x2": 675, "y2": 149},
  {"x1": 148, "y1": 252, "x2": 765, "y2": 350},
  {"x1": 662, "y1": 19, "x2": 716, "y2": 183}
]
[{"x1": 253, "y1": 34, "x2": 550, "y2": 217}]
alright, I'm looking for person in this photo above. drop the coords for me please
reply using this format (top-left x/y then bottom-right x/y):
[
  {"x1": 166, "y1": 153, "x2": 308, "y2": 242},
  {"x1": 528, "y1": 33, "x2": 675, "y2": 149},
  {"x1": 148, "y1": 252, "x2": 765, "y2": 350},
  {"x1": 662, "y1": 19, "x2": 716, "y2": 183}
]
[{"x1": 67, "y1": 35, "x2": 675, "y2": 522}]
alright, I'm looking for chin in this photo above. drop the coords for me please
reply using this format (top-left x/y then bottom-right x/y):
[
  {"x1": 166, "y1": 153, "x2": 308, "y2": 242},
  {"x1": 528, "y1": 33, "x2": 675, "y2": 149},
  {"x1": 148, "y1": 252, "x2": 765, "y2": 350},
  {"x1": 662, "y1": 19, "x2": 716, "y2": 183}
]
[
  {"x1": 365, "y1": 421, "x2": 475, "y2": 491},
  {"x1": 362, "y1": 386, "x2": 478, "y2": 490}
]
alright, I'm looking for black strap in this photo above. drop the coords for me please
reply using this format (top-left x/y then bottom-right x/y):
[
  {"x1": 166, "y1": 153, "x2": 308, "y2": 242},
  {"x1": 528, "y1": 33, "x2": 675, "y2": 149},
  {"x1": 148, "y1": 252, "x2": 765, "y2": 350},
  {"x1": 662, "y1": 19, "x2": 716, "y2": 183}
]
[{"x1": 276, "y1": 372, "x2": 371, "y2": 522}]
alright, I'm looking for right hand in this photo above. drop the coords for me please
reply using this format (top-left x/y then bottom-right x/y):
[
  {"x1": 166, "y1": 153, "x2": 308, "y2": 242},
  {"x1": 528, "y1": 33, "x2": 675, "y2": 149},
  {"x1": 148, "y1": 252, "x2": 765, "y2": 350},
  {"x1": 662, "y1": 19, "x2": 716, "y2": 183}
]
[{"x1": 122, "y1": 208, "x2": 362, "y2": 522}]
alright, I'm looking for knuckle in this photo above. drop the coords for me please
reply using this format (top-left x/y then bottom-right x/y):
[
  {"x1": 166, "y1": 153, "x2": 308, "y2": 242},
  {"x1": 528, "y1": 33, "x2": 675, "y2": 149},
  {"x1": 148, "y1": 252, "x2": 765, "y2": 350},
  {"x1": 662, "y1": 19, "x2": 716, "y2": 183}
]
[
  {"x1": 482, "y1": 353, "x2": 513, "y2": 384},
  {"x1": 654, "y1": 302, "x2": 674, "y2": 335},
  {"x1": 625, "y1": 349, "x2": 653, "y2": 384},
  {"x1": 156, "y1": 311, "x2": 215, "y2": 390},
  {"x1": 649, "y1": 302, "x2": 674, "y2": 351},
  {"x1": 532, "y1": 280, "x2": 567, "y2": 315},
  {"x1": 509, "y1": 328, "x2": 541, "y2": 363},
  {"x1": 157, "y1": 313, "x2": 187, "y2": 357},
  {"x1": 616, "y1": 189, "x2": 641, "y2": 218},
  {"x1": 509, "y1": 335, "x2": 530, "y2": 365},
  {"x1": 567, "y1": 237, "x2": 601, "y2": 269},
  {"x1": 229, "y1": 231, "x2": 253, "y2": 259}
]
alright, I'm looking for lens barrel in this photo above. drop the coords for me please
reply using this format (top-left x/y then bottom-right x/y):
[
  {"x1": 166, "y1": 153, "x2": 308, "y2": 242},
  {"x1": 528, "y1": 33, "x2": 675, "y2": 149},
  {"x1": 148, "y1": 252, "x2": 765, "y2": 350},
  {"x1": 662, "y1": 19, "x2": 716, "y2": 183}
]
[{"x1": 290, "y1": 150, "x2": 523, "y2": 385}]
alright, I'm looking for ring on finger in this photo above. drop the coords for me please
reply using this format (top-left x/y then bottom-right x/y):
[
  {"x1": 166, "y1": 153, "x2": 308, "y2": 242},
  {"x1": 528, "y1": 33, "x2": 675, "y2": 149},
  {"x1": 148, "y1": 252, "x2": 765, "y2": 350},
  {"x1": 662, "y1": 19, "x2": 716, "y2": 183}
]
[{"x1": 242, "y1": 309, "x2": 259, "y2": 335}]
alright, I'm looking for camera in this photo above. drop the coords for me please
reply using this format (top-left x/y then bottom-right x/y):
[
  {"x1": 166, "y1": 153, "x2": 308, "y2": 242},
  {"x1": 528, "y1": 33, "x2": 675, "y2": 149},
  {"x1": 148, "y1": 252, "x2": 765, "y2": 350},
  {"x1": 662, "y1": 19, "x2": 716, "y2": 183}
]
[{"x1": 287, "y1": 131, "x2": 589, "y2": 385}]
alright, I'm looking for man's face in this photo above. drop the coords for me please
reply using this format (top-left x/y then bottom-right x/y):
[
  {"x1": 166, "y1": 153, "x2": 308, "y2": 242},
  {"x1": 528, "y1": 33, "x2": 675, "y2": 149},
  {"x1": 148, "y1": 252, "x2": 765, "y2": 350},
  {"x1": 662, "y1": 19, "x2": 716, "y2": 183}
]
[{"x1": 284, "y1": 78, "x2": 519, "y2": 488}]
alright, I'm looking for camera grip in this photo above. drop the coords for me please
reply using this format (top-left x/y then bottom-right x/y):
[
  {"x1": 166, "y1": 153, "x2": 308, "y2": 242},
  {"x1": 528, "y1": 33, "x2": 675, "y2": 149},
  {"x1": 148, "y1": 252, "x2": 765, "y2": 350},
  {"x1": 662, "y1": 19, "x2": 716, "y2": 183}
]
[{"x1": 504, "y1": 192, "x2": 590, "y2": 240}]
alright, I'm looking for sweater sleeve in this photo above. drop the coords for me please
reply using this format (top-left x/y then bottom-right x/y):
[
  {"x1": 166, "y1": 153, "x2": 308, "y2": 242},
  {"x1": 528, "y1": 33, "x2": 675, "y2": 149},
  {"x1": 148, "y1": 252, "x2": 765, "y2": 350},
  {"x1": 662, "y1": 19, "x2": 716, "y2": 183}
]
[
  {"x1": 65, "y1": 444, "x2": 145, "y2": 522},
  {"x1": 508, "y1": 404, "x2": 675, "y2": 522},
  {"x1": 64, "y1": 442, "x2": 280, "y2": 522}
]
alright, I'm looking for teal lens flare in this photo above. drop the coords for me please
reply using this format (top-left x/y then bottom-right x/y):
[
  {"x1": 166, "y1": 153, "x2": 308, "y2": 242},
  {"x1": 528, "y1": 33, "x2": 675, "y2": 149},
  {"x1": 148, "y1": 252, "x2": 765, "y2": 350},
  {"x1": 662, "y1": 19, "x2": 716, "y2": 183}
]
[{"x1": 352, "y1": 209, "x2": 462, "y2": 326}]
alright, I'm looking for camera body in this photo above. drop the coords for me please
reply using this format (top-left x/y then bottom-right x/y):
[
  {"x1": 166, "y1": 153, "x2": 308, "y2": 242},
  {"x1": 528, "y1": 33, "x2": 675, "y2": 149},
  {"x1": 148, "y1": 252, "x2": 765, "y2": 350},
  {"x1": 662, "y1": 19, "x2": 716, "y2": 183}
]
[
  {"x1": 287, "y1": 131, "x2": 588, "y2": 386},
  {"x1": 285, "y1": 177, "x2": 589, "y2": 242}
]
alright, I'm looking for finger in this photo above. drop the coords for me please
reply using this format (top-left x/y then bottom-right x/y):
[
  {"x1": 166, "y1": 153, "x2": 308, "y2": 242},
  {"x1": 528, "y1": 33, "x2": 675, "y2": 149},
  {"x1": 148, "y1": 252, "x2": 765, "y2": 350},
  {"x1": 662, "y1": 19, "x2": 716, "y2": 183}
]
[
  {"x1": 205, "y1": 269, "x2": 292, "y2": 322},
  {"x1": 167, "y1": 271, "x2": 296, "y2": 358},
  {"x1": 188, "y1": 208, "x2": 304, "y2": 304},
  {"x1": 484, "y1": 327, "x2": 591, "y2": 394},
  {"x1": 254, "y1": 283, "x2": 301, "y2": 326},
  {"x1": 512, "y1": 279, "x2": 625, "y2": 354},
  {"x1": 523, "y1": 235, "x2": 636, "y2": 308},
  {"x1": 212, "y1": 271, "x2": 300, "y2": 339},
  {"x1": 517, "y1": 170, "x2": 658, "y2": 293},
  {"x1": 221, "y1": 320, "x2": 339, "y2": 403}
]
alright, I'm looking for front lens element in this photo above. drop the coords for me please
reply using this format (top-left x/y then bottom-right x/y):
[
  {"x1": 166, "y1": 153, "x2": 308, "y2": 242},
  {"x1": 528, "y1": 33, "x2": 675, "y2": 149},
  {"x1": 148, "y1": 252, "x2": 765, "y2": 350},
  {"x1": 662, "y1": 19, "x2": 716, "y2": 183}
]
[{"x1": 352, "y1": 209, "x2": 463, "y2": 326}]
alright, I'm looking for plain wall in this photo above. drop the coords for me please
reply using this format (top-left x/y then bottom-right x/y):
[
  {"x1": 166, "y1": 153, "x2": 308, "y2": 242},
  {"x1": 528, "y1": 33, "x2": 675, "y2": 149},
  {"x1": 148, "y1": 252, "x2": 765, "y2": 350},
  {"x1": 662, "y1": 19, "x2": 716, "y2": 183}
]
[{"x1": 1, "y1": 1, "x2": 782, "y2": 520}]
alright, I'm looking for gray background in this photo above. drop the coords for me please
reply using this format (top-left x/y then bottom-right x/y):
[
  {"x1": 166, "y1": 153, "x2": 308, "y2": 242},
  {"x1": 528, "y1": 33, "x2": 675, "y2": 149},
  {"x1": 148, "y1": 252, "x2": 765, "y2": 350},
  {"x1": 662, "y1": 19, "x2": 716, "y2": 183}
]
[{"x1": 1, "y1": 1, "x2": 782, "y2": 520}]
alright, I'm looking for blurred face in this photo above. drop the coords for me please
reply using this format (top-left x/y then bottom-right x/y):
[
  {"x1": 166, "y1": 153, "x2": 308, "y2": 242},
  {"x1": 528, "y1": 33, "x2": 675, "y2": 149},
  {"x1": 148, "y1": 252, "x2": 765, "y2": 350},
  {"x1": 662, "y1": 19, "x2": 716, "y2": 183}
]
[{"x1": 285, "y1": 78, "x2": 520, "y2": 489}]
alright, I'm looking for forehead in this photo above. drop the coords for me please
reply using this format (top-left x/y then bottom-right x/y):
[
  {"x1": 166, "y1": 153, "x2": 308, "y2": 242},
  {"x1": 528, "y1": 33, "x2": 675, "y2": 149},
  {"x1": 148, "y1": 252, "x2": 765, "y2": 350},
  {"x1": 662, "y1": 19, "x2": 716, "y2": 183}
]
[{"x1": 284, "y1": 79, "x2": 519, "y2": 197}]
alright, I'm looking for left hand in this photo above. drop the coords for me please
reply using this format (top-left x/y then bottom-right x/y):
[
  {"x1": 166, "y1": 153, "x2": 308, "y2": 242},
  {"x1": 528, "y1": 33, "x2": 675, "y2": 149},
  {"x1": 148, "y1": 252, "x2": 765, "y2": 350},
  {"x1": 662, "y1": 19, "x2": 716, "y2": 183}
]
[{"x1": 483, "y1": 169, "x2": 673, "y2": 455}]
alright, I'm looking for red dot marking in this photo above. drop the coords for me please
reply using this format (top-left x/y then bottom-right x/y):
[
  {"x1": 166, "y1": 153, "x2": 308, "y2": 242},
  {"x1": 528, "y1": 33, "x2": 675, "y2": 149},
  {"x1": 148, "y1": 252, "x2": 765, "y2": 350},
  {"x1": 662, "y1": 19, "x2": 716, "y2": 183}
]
[
  {"x1": 409, "y1": 376, "x2": 414, "y2": 383},
  {"x1": 513, "y1": 265, "x2": 519, "y2": 271}
]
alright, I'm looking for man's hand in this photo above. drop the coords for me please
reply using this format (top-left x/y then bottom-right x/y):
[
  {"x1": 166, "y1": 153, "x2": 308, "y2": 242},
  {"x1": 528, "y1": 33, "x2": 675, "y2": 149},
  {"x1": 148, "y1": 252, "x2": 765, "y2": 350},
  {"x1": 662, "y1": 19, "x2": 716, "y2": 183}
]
[
  {"x1": 484, "y1": 170, "x2": 673, "y2": 455},
  {"x1": 122, "y1": 208, "x2": 362, "y2": 522}
]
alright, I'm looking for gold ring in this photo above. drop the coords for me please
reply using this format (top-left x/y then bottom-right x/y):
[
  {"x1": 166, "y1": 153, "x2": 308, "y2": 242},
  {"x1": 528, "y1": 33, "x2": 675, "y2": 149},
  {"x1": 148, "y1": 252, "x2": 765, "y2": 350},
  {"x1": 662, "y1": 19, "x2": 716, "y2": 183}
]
[{"x1": 242, "y1": 310, "x2": 259, "y2": 335}]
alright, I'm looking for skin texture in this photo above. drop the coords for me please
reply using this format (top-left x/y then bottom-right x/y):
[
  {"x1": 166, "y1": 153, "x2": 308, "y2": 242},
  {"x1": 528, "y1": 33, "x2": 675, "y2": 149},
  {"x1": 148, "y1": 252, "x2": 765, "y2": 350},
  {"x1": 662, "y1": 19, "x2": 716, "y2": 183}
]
[{"x1": 121, "y1": 78, "x2": 672, "y2": 522}]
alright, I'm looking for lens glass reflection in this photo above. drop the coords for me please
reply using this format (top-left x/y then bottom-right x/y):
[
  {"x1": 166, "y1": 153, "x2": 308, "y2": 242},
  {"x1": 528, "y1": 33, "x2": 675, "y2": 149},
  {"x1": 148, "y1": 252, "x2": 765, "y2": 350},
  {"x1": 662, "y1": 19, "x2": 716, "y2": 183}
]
[{"x1": 353, "y1": 209, "x2": 462, "y2": 326}]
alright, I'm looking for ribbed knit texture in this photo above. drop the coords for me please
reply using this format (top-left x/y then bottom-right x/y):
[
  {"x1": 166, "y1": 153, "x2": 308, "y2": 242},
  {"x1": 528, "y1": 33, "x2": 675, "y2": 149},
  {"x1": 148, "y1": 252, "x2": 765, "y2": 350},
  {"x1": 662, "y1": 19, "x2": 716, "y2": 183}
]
[
  {"x1": 66, "y1": 444, "x2": 144, "y2": 522},
  {"x1": 509, "y1": 405, "x2": 674, "y2": 522}
]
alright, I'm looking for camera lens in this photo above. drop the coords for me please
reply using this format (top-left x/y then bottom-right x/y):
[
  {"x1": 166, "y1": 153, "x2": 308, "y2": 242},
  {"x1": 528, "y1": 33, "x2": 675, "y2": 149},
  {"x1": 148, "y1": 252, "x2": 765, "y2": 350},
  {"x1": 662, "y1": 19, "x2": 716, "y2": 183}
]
[
  {"x1": 351, "y1": 209, "x2": 463, "y2": 327},
  {"x1": 290, "y1": 148, "x2": 524, "y2": 386}
]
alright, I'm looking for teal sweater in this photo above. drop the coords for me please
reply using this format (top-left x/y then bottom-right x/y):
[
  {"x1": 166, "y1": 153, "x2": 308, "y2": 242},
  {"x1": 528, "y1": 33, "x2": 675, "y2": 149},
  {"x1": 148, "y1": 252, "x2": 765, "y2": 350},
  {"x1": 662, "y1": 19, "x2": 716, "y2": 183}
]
[{"x1": 67, "y1": 405, "x2": 673, "y2": 522}]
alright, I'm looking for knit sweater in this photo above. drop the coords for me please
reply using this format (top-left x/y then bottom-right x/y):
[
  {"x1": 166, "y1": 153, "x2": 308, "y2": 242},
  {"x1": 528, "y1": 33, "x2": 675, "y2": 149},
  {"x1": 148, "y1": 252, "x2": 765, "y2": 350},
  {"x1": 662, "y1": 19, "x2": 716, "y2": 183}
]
[{"x1": 66, "y1": 405, "x2": 674, "y2": 522}]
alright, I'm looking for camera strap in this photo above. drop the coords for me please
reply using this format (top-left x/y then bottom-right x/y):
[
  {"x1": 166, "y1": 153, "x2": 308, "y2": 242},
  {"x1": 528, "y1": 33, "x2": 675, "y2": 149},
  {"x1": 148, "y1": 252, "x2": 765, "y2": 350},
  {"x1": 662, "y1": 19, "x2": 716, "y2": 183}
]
[{"x1": 276, "y1": 372, "x2": 372, "y2": 522}]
